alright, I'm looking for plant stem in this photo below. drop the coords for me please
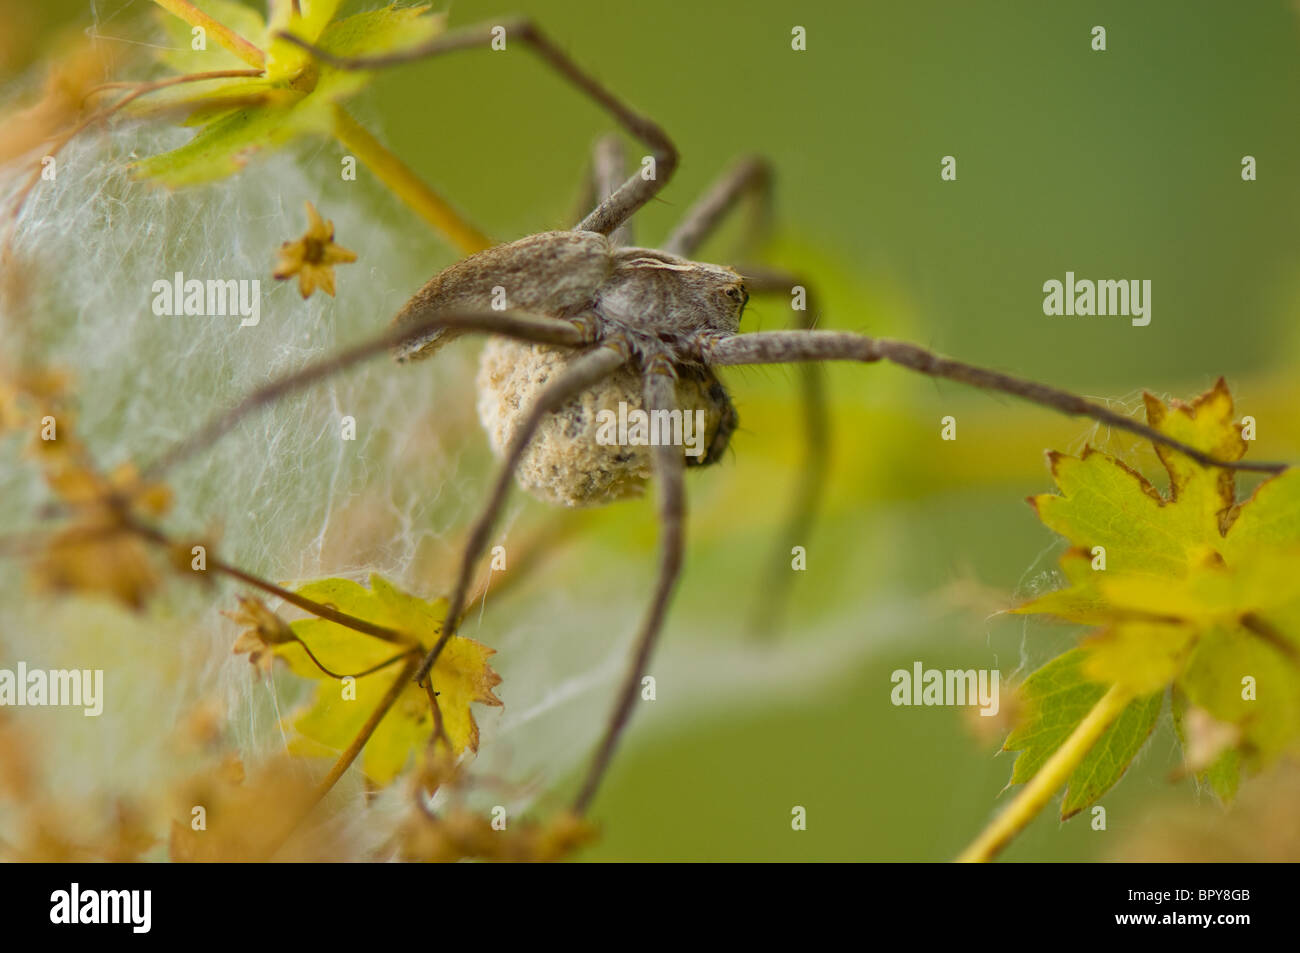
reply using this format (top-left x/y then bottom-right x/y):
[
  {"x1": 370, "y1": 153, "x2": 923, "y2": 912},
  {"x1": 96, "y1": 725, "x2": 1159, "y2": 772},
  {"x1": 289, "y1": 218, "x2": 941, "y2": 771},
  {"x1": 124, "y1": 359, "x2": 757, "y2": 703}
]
[
  {"x1": 126, "y1": 519, "x2": 418, "y2": 647},
  {"x1": 312, "y1": 656, "x2": 419, "y2": 804},
  {"x1": 261, "y1": 656, "x2": 418, "y2": 860},
  {"x1": 150, "y1": 0, "x2": 266, "y2": 69},
  {"x1": 206, "y1": 553, "x2": 416, "y2": 646},
  {"x1": 8, "y1": 69, "x2": 266, "y2": 221},
  {"x1": 82, "y1": 69, "x2": 266, "y2": 103},
  {"x1": 331, "y1": 105, "x2": 492, "y2": 255},
  {"x1": 956, "y1": 683, "x2": 1133, "y2": 863},
  {"x1": 293, "y1": 640, "x2": 411, "y2": 680}
]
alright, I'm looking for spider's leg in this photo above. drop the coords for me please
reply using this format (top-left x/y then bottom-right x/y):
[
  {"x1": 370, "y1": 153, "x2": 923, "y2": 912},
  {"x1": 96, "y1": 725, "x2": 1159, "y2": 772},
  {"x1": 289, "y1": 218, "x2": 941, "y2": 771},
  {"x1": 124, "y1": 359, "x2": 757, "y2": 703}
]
[
  {"x1": 587, "y1": 135, "x2": 633, "y2": 247},
  {"x1": 142, "y1": 311, "x2": 593, "y2": 479},
  {"x1": 729, "y1": 268, "x2": 830, "y2": 640},
  {"x1": 659, "y1": 159, "x2": 827, "y2": 637},
  {"x1": 572, "y1": 355, "x2": 687, "y2": 813},
  {"x1": 698, "y1": 331, "x2": 1288, "y2": 474},
  {"x1": 569, "y1": 135, "x2": 629, "y2": 244},
  {"x1": 462, "y1": 509, "x2": 589, "y2": 621},
  {"x1": 277, "y1": 20, "x2": 677, "y2": 237},
  {"x1": 412, "y1": 339, "x2": 631, "y2": 687},
  {"x1": 661, "y1": 156, "x2": 771, "y2": 259}
]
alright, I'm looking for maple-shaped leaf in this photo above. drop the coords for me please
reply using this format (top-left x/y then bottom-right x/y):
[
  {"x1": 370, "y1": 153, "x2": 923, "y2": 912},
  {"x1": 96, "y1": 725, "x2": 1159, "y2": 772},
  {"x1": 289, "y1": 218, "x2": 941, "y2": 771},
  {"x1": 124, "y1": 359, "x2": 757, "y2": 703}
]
[
  {"x1": 1004, "y1": 649, "x2": 1163, "y2": 819},
  {"x1": 273, "y1": 574, "x2": 502, "y2": 786},
  {"x1": 131, "y1": 1, "x2": 444, "y2": 186},
  {"x1": 1008, "y1": 379, "x2": 1300, "y2": 805}
]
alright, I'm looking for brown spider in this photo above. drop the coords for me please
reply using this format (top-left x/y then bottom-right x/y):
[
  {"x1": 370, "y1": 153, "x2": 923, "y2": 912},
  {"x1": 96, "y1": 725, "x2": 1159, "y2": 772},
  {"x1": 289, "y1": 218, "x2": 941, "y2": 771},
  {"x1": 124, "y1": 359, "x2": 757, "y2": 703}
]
[{"x1": 145, "y1": 18, "x2": 1284, "y2": 815}]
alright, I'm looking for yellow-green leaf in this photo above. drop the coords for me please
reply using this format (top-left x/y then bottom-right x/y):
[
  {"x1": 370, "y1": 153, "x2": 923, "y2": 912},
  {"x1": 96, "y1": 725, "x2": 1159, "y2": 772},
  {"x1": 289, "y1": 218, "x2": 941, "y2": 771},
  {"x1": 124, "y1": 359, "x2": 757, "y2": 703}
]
[
  {"x1": 1004, "y1": 648, "x2": 1162, "y2": 818},
  {"x1": 135, "y1": 2, "x2": 443, "y2": 187},
  {"x1": 274, "y1": 573, "x2": 502, "y2": 786},
  {"x1": 1082, "y1": 622, "x2": 1196, "y2": 696},
  {"x1": 1010, "y1": 380, "x2": 1300, "y2": 804}
]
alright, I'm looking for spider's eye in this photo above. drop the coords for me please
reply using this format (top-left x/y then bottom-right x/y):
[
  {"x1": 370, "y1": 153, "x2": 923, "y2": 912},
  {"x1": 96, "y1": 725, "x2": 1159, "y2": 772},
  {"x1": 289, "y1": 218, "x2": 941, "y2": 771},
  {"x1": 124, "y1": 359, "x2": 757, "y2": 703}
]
[{"x1": 724, "y1": 285, "x2": 747, "y2": 305}]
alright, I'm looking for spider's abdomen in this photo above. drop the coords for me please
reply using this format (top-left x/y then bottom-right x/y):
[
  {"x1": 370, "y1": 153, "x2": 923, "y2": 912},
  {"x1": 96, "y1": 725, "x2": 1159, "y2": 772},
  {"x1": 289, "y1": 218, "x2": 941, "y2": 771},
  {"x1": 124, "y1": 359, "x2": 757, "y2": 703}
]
[
  {"x1": 392, "y1": 231, "x2": 612, "y2": 362},
  {"x1": 477, "y1": 338, "x2": 734, "y2": 507}
]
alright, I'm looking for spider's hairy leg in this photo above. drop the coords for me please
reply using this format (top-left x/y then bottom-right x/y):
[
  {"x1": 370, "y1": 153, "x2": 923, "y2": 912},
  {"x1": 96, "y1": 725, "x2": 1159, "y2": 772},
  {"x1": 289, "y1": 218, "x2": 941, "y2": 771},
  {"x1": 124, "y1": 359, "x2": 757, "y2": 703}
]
[
  {"x1": 141, "y1": 311, "x2": 592, "y2": 479},
  {"x1": 698, "y1": 331, "x2": 1289, "y2": 474},
  {"x1": 582, "y1": 134, "x2": 633, "y2": 247},
  {"x1": 662, "y1": 155, "x2": 771, "y2": 260},
  {"x1": 730, "y1": 267, "x2": 830, "y2": 640},
  {"x1": 276, "y1": 19, "x2": 678, "y2": 237},
  {"x1": 573, "y1": 356, "x2": 687, "y2": 814},
  {"x1": 412, "y1": 339, "x2": 632, "y2": 687}
]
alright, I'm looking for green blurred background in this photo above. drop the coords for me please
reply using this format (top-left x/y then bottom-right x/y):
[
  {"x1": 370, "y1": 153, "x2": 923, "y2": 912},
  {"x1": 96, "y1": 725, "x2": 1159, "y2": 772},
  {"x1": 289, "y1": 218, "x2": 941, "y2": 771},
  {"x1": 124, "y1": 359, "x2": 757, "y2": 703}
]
[{"x1": 9, "y1": 0, "x2": 1300, "y2": 860}]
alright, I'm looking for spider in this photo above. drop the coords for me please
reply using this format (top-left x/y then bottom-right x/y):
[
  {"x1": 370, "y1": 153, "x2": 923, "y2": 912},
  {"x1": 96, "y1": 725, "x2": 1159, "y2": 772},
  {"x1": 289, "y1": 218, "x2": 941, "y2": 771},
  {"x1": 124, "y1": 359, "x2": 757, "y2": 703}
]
[{"x1": 144, "y1": 18, "x2": 1285, "y2": 817}]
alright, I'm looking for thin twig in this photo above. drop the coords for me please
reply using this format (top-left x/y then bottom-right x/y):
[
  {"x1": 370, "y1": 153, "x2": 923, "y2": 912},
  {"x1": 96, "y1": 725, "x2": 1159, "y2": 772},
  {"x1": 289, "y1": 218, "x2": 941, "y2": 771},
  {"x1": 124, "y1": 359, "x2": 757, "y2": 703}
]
[
  {"x1": 293, "y1": 639, "x2": 414, "y2": 680},
  {"x1": 424, "y1": 681, "x2": 452, "y2": 754},
  {"x1": 150, "y1": 0, "x2": 266, "y2": 69},
  {"x1": 8, "y1": 69, "x2": 266, "y2": 221},
  {"x1": 310, "y1": 657, "x2": 420, "y2": 805},
  {"x1": 126, "y1": 519, "x2": 419, "y2": 647},
  {"x1": 261, "y1": 656, "x2": 420, "y2": 861}
]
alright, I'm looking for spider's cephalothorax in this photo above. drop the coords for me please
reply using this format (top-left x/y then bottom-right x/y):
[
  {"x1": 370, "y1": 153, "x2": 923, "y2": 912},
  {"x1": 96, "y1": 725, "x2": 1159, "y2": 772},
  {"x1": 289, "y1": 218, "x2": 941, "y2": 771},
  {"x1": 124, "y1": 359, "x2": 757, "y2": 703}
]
[{"x1": 392, "y1": 230, "x2": 744, "y2": 506}]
